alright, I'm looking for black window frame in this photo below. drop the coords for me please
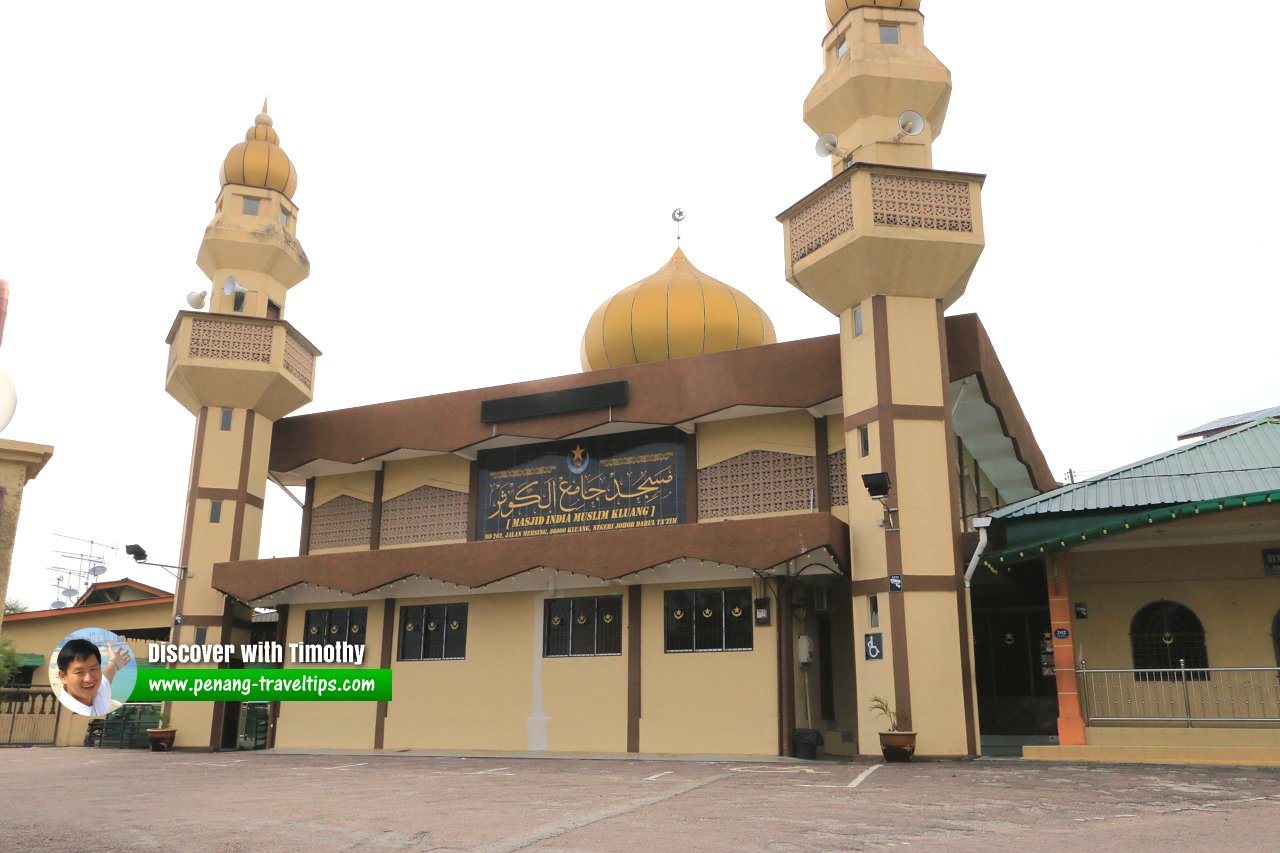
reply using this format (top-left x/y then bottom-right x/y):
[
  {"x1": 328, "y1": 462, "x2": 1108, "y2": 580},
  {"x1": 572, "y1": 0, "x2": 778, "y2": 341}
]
[
  {"x1": 543, "y1": 595, "x2": 623, "y2": 658},
  {"x1": 303, "y1": 606, "x2": 368, "y2": 649},
  {"x1": 1272, "y1": 609, "x2": 1280, "y2": 668},
  {"x1": 664, "y1": 587, "x2": 754, "y2": 653},
  {"x1": 1130, "y1": 600, "x2": 1208, "y2": 681},
  {"x1": 398, "y1": 603, "x2": 469, "y2": 661}
]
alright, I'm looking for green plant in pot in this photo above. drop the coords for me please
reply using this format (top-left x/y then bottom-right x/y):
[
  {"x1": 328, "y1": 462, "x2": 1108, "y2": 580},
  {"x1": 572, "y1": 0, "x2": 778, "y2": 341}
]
[
  {"x1": 146, "y1": 711, "x2": 177, "y2": 752},
  {"x1": 868, "y1": 696, "x2": 916, "y2": 762}
]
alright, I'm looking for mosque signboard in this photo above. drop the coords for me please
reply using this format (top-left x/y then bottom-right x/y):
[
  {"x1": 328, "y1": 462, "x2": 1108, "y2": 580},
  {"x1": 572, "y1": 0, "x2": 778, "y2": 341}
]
[{"x1": 477, "y1": 429, "x2": 686, "y2": 540}]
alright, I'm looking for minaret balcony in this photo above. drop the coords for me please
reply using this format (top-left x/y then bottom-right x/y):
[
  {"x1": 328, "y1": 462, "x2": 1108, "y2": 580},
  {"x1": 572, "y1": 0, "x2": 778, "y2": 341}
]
[
  {"x1": 165, "y1": 311, "x2": 321, "y2": 420},
  {"x1": 778, "y1": 163, "x2": 985, "y2": 315}
]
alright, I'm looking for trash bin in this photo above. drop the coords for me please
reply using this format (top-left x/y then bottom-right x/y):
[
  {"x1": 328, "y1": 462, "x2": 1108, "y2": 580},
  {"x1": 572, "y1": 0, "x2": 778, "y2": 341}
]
[{"x1": 793, "y1": 728, "x2": 824, "y2": 760}]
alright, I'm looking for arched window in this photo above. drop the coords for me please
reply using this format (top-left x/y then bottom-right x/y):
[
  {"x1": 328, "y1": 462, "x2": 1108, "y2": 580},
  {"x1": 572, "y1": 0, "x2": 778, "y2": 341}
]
[
  {"x1": 1272, "y1": 610, "x2": 1280, "y2": 668},
  {"x1": 1130, "y1": 601, "x2": 1208, "y2": 679}
]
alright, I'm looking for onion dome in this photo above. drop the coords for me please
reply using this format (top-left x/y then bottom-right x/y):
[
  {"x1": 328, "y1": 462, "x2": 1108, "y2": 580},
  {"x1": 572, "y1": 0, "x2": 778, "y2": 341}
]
[
  {"x1": 219, "y1": 99, "x2": 298, "y2": 199},
  {"x1": 826, "y1": 0, "x2": 920, "y2": 26},
  {"x1": 580, "y1": 248, "x2": 777, "y2": 372}
]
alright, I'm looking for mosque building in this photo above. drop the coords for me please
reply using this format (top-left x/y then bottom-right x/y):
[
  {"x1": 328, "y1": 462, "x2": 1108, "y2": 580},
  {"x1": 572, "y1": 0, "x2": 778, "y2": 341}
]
[
  {"x1": 149, "y1": 0, "x2": 1046, "y2": 758},
  {"x1": 12, "y1": 1, "x2": 1273, "y2": 763}
]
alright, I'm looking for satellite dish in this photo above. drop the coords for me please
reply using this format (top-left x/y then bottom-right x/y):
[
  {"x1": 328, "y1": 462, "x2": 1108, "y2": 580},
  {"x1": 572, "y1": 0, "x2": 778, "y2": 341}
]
[
  {"x1": 222, "y1": 276, "x2": 246, "y2": 297},
  {"x1": 0, "y1": 366, "x2": 14, "y2": 434},
  {"x1": 51, "y1": 601, "x2": 67, "y2": 610},
  {"x1": 186, "y1": 291, "x2": 208, "y2": 310},
  {"x1": 815, "y1": 131, "x2": 843, "y2": 158},
  {"x1": 89, "y1": 565, "x2": 107, "y2": 577},
  {"x1": 61, "y1": 587, "x2": 78, "y2": 597},
  {"x1": 898, "y1": 110, "x2": 926, "y2": 137}
]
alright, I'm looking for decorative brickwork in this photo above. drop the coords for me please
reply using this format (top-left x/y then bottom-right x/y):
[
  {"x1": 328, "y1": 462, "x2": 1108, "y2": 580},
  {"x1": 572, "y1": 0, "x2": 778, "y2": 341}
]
[
  {"x1": 789, "y1": 177, "x2": 854, "y2": 264},
  {"x1": 309, "y1": 494, "x2": 373, "y2": 550},
  {"x1": 698, "y1": 450, "x2": 817, "y2": 519},
  {"x1": 283, "y1": 330, "x2": 314, "y2": 389},
  {"x1": 188, "y1": 317, "x2": 273, "y2": 363},
  {"x1": 871, "y1": 174, "x2": 973, "y2": 233},
  {"x1": 828, "y1": 450, "x2": 848, "y2": 507},
  {"x1": 379, "y1": 485, "x2": 469, "y2": 546}
]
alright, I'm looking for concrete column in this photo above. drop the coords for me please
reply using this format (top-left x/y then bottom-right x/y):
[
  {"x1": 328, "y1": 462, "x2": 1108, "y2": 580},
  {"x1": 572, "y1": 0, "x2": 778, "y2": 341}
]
[{"x1": 1047, "y1": 554, "x2": 1086, "y2": 746}]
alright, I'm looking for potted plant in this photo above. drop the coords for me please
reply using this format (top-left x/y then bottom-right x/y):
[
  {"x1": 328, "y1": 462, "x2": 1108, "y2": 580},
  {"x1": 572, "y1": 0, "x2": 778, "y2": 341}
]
[
  {"x1": 146, "y1": 712, "x2": 177, "y2": 752},
  {"x1": 868, "y1": 696, "x2": 916, "y2": 762}
]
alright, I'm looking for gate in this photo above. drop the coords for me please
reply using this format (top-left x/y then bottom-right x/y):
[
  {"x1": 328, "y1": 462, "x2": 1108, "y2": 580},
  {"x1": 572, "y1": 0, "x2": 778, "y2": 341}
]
[{"x1": 1, "y1": 688, "x2": 61, "y2": 746}]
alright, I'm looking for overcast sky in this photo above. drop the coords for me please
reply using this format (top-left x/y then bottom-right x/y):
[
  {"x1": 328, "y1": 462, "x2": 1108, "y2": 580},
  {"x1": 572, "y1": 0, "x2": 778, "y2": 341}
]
[{"x1": 2, "y1": 2, "x2": 1275, "y2": 611}]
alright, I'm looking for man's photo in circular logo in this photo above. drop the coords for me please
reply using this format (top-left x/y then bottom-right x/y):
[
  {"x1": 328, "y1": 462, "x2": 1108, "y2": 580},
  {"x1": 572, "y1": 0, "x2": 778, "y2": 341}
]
[{"x1": 46, "y1": 628, "x2": 136, "y2": 717}]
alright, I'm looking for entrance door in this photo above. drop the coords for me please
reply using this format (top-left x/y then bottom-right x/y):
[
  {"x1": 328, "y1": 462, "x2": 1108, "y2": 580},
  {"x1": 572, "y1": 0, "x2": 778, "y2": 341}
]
[{"x1": 973, "y1": 609, "x2": 1057, "y2": 735}]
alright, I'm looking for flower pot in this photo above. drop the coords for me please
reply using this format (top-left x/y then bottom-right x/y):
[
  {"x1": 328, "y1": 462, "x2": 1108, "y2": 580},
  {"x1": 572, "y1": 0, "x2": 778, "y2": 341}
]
[
  {"x1": 878, "y1": 731, "x2": 917, "y2": 763},
  {"x1": 146, "y1": 727, "x2": 177, "y2": 752}
]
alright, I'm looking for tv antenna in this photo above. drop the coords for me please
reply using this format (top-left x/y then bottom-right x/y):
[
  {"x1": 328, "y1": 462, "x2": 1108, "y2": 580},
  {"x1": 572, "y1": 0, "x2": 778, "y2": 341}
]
[{"x1": 44, "y1": 533, "x2": 113, "y2": 609}]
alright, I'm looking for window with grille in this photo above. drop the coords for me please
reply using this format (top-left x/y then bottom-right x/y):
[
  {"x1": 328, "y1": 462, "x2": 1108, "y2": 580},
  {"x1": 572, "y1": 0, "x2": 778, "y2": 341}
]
[
  {"x1": 664, "y1": 588, "x2": 753, "y2": 653},
  {"x1": 543, "y1": 596, "x2": 622, "y2": 657},
  {"x1": 398, "y1": 604, "x2": 468, "y2": 661},
  {"x1": 1130, "y1": 600, "x2": 1208, "y2": 680},
  {"x1": 1272, "y1": 610, "x2": 1280, "y2": 667},
  {"x1": 303, "y1": 607, "x2": 367, "y2": 649}
]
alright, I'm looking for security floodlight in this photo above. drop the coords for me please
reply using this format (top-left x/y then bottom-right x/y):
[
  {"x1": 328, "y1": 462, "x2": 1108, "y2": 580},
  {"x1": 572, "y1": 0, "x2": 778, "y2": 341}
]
[
  {"x1": 125, "y1": 544, "x2": 148, "y2": 562},
  {"x1": 862, "y1": 472, "x2": 892, "y2": 499}
]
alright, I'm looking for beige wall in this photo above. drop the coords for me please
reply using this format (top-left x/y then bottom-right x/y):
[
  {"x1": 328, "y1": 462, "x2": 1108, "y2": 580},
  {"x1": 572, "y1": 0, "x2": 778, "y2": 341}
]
[
  {"x1": 1068, "y1": 542, "x2": 1280, "y2": 669},
  {"x1": 696, "y1": 410, "x2": 816, "y2": 469},
  {"x1": 277, "y1": 580, "x2": 783, "y2": 756},
  {"x1": 639, "y1": 582, "x2": 778, "y2": 755}
]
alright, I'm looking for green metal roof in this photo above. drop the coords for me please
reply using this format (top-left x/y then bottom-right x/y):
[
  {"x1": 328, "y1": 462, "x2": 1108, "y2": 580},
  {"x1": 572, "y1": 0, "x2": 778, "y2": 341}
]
[
  {"x1": 981, "y1": 488, "x2": 1280, "y2": 571},
  {"x1": 991, "y1": 418, "x2": 1280, "y2": 519},
  {"x1": 16, "y1": 653, "x2": 44, "y2": 667}
]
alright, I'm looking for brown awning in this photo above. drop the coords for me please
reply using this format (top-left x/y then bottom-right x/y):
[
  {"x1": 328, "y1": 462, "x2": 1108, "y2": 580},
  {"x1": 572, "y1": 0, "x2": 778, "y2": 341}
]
[{"x1": 213, "y1": 513, "x2": 849, "y2": 603}]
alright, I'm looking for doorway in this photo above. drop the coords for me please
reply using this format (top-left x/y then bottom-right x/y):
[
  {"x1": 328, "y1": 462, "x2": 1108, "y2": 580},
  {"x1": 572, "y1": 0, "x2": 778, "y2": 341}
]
[{"x1": 971, "y1": 563, "x2": 1058, "y2": 752}]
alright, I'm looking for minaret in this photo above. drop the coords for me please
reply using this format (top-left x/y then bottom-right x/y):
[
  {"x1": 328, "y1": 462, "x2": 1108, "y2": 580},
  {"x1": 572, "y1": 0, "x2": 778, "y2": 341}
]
[
  {"x1": 779, "y1": 1, "x2": 984, "y2": 756},
  {"x1": 163, "y1": 103, "x2": 319, "y2": 748}
]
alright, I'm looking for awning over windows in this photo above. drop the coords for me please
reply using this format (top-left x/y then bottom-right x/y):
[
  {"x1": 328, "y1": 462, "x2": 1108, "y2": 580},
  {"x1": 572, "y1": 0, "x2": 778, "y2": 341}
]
[{"x1": 213, "y1": 513, "x2": 850, "y2": 606}]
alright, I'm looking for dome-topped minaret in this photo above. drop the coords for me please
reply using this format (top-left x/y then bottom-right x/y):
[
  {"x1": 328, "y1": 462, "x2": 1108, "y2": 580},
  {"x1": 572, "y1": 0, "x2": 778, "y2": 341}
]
[
  {"x1": 220, "y1": 99, "x2": 298, "y2": 199},
  {"x1": 162, "y1": 103, "x2": 319, "y2": 749},
  {"x1": 580, "y1": 248, "x2": 776, "y2": 371}
]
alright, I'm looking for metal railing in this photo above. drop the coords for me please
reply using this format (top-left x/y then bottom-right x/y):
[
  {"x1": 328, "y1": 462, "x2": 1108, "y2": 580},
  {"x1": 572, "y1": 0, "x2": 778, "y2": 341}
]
[{"x1": 1079, "y1": 660, "x2": 1280, "y2": 726}]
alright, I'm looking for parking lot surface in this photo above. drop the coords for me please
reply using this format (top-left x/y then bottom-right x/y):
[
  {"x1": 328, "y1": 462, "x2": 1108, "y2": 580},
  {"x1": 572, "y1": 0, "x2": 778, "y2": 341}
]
[{"x1": 2, "y1": 749, "x2": 1278, "y2": 851}]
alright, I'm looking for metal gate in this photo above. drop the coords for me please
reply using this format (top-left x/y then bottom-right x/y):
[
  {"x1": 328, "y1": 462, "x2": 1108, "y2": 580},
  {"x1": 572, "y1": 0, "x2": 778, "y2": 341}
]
[{"x1": 1, "y1": 688, "x2": 61, "y2": 746}]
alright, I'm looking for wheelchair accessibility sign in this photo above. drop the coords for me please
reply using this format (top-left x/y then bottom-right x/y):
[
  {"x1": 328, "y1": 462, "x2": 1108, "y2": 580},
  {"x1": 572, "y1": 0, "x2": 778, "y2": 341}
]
[{"x1": 865, "y1": 632, "x2": 884, "y2": 661}]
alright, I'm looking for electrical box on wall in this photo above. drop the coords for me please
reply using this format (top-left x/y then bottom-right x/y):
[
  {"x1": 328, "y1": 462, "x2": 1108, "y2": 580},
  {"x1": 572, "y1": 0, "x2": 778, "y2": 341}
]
[
  {"x1": 797, "y1": 635, "x2": 814, "y2": 664},
  {"x1": 754, "y1": 597, "x2": 771, "y2": 625}
]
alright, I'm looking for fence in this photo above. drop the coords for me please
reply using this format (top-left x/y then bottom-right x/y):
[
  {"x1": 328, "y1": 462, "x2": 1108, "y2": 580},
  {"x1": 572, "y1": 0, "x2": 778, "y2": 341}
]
[
  {"x1": 1078, "y1": 661, "x2": 1280, "y2": 726},
  {"x1": 1, "y1": 688, "x2": 61, "y2": 745}
]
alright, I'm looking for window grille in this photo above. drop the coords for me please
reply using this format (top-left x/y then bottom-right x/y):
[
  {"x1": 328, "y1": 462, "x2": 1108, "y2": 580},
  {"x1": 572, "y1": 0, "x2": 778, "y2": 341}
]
[
  {"x1": 1130, "y1": 600, "x2": 1208, "y2": 680},
  {"x1": 664, "y1": 588, "x2": 753, "y2": 653},
  {"x1": 543, "y1": 596, "x2": 622, "y2": 657},
  {"x1": 399, "y1": 604, "x2": 468, "y2": 661}
]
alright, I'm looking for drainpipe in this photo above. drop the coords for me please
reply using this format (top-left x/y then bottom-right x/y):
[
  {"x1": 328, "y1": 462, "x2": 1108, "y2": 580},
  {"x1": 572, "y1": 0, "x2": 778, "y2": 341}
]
[{"x1": 963, "y1": 517, "x2": 992, "y2": 588}]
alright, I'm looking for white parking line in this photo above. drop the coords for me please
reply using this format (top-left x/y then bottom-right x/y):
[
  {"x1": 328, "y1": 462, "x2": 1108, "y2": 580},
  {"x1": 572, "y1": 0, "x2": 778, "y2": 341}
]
[
  {"x1": 472, "y1": 767, "x2": 511, "y2": 775},
  {"x1": 320, "y1": 763, "x2": 369, "y2": 771},
  {"x1": 848, "y1": 764, "x2": 882, "y2": 788},
  {"x1": 644, "y1": 771, "x2": 674, "y2": 781}
]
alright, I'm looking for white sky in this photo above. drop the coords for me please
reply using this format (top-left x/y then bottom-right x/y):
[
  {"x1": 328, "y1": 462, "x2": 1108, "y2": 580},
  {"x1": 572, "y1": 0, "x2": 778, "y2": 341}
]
[{"x1": 2, "y1": 2, "x2": 1275, "y2": 610}]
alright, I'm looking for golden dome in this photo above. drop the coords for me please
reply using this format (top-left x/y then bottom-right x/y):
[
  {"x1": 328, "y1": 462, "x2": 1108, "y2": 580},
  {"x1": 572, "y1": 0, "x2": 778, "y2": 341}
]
[
  {"x1": 580, "y1": 248, "x2": 777, "y2": 372},
  {"x1": 219, "y1": 100, "x2": 298, "y2": 199},
  {"x1": 826, "y1": 0, "x2": 920, "y2": 26}
]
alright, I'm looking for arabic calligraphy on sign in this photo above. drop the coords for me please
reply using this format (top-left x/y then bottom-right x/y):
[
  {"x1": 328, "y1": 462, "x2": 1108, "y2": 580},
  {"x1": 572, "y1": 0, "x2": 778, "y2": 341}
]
[{"x1": 478, "y1": 429, "x2": 686, "y2": 540}]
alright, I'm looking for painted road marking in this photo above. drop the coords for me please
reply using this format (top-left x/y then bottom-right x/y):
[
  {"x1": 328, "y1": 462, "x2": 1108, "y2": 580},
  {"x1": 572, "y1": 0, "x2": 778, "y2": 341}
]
[
  {"x1": 730, "y1": 766, "x2": 825, "y2": 774},
  {"x1": 473, "y1": 767, "x2": 512, "y2": 775},
  {"x1": 320, "y1": 763, "x2": 369, "y2": 771},
  {"x1": 644, "y1": 771, "x2": 674, "y2": 781},
  {"x1": 848, "y1": 764, "x2": 882, "y2": 788}
]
